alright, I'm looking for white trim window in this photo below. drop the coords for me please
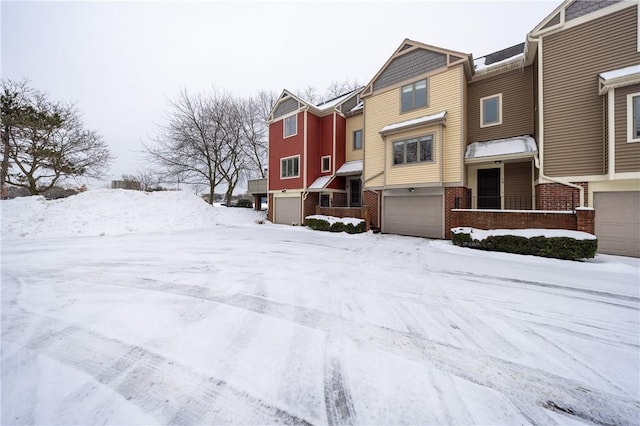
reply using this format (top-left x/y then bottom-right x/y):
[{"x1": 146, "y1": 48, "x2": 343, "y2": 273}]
[
  {"x1": 628, "y1": 93, "x2": 640, "y2": 143},
  {"x1": 480, "y1": 93, "x2": 502, "y2": 128},
  {"x1": 281, "y1": 155, "x2": 300, "y2": 178},
  {"x1": 321, "y1": 155, "x2": 331, "y2": 172},
  {"x1": 392, "y1": 134, "x2": 433, "y2": 165},
  {"x1": 283, "y1": 114, "x2": 297, "y2": 138},
  {"x1": 353, "y1": 129, "x2": 363, "y2": 150},
  {"x1": 401, "y1": 79, "x2": 428, "y2": 112}
]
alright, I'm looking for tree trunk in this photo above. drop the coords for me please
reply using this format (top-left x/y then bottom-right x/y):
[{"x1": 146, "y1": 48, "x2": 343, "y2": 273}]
[
  {"x1": 208, "y1": 184, "x2": 214, "y2": 205},
  {"x1": 1, "y1": 124, "x2": 10, "y2": 198}
]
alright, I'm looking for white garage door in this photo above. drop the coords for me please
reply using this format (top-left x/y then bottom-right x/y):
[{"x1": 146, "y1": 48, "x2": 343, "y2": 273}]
[
  {"x1": 274, "y1": 196, "x2": 301, "y2": 225},
  {"x1": 383, "y1": 195, "x2": 443, "y2": 238},
  {"x1": 594, "y1": 191, "x2": 640, "y2": 257}
]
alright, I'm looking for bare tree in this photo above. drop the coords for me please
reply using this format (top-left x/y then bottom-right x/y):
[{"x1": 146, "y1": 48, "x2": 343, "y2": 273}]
[
  {"x1": 145, "y1": 88, "x2": 231, "y2": 204},
  {"x1": 325, "y1": 78, "x2": 362, "y2": 100},
  {"x1": 1, "y1": 79, "x2": 113, "y2": 195},
  {"x1": 135, "y1": 168, "x2": 164, "y2": 191}
]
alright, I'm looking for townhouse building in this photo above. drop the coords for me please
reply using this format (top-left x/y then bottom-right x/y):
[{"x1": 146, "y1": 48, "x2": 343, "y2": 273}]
[{"x1": 260, "y1": 0, "x2": 639, "y2": 256}]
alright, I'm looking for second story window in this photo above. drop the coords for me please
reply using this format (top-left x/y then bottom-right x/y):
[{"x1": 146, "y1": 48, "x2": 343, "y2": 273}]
[
  {"x1": 284, "y1": 115, "x2": 297, "y2": 138},
  {"x1": 628, "y1": 93, "x2": 640, "y2": 142},
  {"x1": 353, "y1": 129, "x2": 363, "y2": 150},
  {"x1": 480, "y1": 94, "x2": 502, "y2": 128},
  {"x1": 321, "y1": 156, "x2": 331, "y2": 172},
  {"x1": 281, "y1": 156, "x2": 299, "y2": 178},
  {"x1": 401, "y1": 79, "x2": 428, "y2": 112}
]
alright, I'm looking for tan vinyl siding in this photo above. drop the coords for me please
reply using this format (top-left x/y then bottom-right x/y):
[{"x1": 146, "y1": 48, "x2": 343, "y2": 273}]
[
  {"x1": 615, "y1": 84, "x2": 640, "y2": 173},
  {"x1": 504, "y1": 161, "x2": 533, "y2": 209},
  {"x1": 364, "y1": 65, "x2": 463, "y2": 187},
  {"x1": 468, "y1": 66, "x2": 534, "y2": 143},
  {"x1": 542, "y1": 6, "x2": 640, "y2": 177},
  {"x1": 386, "y1": 126, "x2": 441, "y2": 185},
  {"x1": 345, "y1": 113, "x2": 364, "y2": 162}
]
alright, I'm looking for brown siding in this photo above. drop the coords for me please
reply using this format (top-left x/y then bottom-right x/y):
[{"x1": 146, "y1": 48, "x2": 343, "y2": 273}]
[
  {"x1": 542, "y1": 6, "x2": 640, "y2": 177},
  {"x1": 468, "y1": 66, "x2": 534, "y2": 143},
  {"x1": 615, "y1": 84, "x2": 640, "y2": 173},
  {"x1": 504, "y1": 161, "x2": 533, "y2": 209}
]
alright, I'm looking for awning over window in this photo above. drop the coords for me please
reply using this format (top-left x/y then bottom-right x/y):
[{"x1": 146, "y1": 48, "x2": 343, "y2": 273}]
[
  {"x1": 598, "y1": 65, "x2": 640, "y2": 94},
  {"x1": 465, "y1": 136, "x2": 537, "y2": 163},
  {"x1": 380, "y1": 111, "x2": 446, "y2": 136},
  {"x1": 308, "y1": 175, "x2": 334, "y2": 191},
  {"x1": 335, "y1": 160, "x2": 363, "y2": 176}
]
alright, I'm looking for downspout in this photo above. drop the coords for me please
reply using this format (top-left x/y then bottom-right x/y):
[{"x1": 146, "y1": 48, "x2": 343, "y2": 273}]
[
  {"x1": 529, "y1": 32, "x2": 585, "y2": 208},
  {"x1": 534, "y1": 157, "x2": 585, "y2": 207}
]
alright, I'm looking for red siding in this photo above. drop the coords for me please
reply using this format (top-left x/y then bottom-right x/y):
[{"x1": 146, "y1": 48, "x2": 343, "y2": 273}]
[
  {"x1": 268, "y1": 112, "x2": 304, "y2": 191},
  {"x1": 336, "y1": 115, "x2": 346, "y2": 169},
  {"x1": 307, "y1": 113, "x2": 322, "y2": 186}
]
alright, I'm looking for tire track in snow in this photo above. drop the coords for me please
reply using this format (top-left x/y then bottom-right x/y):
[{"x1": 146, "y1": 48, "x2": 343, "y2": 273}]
[
  {"x1": 2, "y1": 311, "x2": 312, "y2": 425},
  {"x1": 323, "y1": 335, "x2": 357, "y2": 426},
  {"x1": 40, "y1": 273, "x2": 640, "y2": 425}
]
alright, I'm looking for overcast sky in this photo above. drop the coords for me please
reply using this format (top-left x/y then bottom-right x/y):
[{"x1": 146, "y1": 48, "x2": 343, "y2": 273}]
[{"x1": 1, "y1": 0, "x2": 558, "y2": 187}]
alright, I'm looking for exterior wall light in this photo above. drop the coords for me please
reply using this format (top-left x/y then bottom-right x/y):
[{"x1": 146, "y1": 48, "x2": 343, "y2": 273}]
[{"x1": 408, "y1": 187, "x2": 415, "y2": 192}]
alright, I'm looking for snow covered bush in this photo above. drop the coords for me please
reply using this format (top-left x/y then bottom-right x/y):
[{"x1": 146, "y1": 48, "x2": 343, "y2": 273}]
[
  {"x1": 451, "y1": 227, "x2": 597, "y2": 260},
  {"x1": 305, "y1": 215, "x2": 366, "y2": 234}
]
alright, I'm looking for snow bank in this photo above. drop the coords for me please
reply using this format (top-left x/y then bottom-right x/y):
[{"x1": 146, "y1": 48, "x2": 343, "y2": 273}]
[
  {"x1": 305, "y1": 214, "x2": 364, "y2": 226},
  {"x1": 0, "y1": 189, "x2": 263, "y2": 238},
  {"x1": 452, "y1": 227, "x2": 597, "y2": 241}
]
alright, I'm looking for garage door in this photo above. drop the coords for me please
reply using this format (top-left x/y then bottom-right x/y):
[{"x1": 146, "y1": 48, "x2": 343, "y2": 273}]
[
  {"x1": 594, "y1": 191, "x2": 640, "y2": 257},
  {"x1": 274, "y1": 196, "x2": 301, "y2": 225},
  {"x1": 383, "y1": 195, "x2": 443, "y2": 238}
]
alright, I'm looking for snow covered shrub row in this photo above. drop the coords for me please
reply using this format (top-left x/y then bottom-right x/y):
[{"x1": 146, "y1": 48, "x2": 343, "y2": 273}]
[
  {"x1": 451, "y1": 227, "x2": 597, "y2": 260},
  {"x1": 305, "y1": 215, "x2": 366, "y2": 234}
]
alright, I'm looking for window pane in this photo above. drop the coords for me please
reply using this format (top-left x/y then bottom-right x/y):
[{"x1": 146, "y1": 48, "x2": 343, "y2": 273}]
[
  {"x1": 406, "y1": 141, "x2": 417, "y2": 162},
  {"x1": 284, "y1": 115, "x2": 296, "y2": 136},
  {"x1": 322, "y1": 157, "x2": 330, "y2": 171},
  {"x1": 414, "y1": 80, "x2": 427, "y2": 108},
  {"x1": 354, "y1": 130, "x2": 362, "y2": 149},
  {"x1": 419, "y1": 136, "x2": 432, "y2": 161},
  {"x1": 393, "y1": 142, "x2": 404, "y2": 165},
  {"x1": 293, "y1": 158, "x2": 298, "y2": 176},
  {"x1": 401, "y1": 88, "x2": 413, "y2": 112},
  {"x1": 483, "y1": 97, "x2": 499, "y2": 125},
  {"x1": 634, "y1": 96, "x2": 640, "y2": 138}
]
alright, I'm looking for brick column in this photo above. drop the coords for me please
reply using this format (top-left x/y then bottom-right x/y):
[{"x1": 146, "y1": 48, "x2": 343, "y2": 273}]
[{"x1": 576, "y1": 207, "x2": 595, "y2": 234}]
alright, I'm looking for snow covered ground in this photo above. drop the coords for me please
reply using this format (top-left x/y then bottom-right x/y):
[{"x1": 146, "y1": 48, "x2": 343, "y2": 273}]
[{"x1": 2, "y1": 190, "x2": 639, "y2": 425}]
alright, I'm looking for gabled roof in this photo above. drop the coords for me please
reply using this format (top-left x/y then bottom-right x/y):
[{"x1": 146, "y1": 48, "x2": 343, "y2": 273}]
[
  {"x1": 361, "y1": 38, "x2": 473, "y2": 99},
  {"x1": 308, "y1": 175, "x2": 334, "y2": 191},
  {"x1": 379, "y1": 112, "x2": 447, "y2": 136},
  {"x1": 267, "y1": 88, "x2": 362, "y2": 123},
  {"x1": 598, "y1": 65, "x2": 640, "y2": 94},
  {"x1": 335, "y1": 160, "x2": 363, "y2": 176}
]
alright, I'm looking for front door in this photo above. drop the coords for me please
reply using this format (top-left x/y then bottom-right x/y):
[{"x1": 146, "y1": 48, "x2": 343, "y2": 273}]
[
  {"x1": 477, "y1": 168, "x2": 500, "y2": 209},
  {"x1": 349, "y1": 178, "x2": 362, "y2": 207}
]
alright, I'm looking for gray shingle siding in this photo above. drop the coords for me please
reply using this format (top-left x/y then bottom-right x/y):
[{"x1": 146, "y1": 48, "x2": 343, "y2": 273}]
[
  {"x1": 273, "y1": 97, "x2": 299, "y2": 119},
  {"x1": 340, "y1": 95, "x2": 358, "y2": 114},
  {"x1": 565, "y1": 0, "x2": 622, "y2": 21},
  {"x1": 541, "y1": 12, "x2": 561, "y2": 29},
  {"x1": 373, "y1": 49, "x2": 447, "y2": 91}
]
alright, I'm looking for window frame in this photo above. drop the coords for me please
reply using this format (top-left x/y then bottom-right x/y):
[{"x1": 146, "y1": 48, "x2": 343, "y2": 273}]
[
  {"x1": 280, "y1": 155, "x2": 300, "y2": 179},
  {"x1": 627, "y1": 93, "x2": 640, "y2": 143},
  {"x1": 353, "y1": 129, "x2": 363, "y2": 150},
  {"x1": 283, "y1": 114, "x2": 297, "y2": 138},
  {"x1": 321, "y1": 155, "x2": 331, "y2": 173},
  {"x1": 480, "y1": 93, "x2": 503, "y2": 128},
  {"x1": 392, "y1": 134, "x2": 434, "y2": 166},
  {"x1": 400, "y1": 79, "x2": 428, "y2": 113}
]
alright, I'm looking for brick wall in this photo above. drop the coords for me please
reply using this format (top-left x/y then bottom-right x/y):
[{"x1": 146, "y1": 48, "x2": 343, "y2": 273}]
[
  {"x1": 535, "y1": 182, "x2": 589, "y2": 210},
  {"x1": 315, "y1": 206, "x2": 371, "y2": 230},
  {"x1": 450, "y1": 210, "x2": 578, "y2": 233},
  {"x1": 364, "y1": 190, "x2": 380, "y2": 229},
  {"x1": 575, "y1": 208, "x2": 595, "y2": 234},
  {"x1": 303, "y1": 193, "x2": 319, "y2": 222},
  {"x1": 444, "y1": 187, "x2": 471, "y2": 238}
]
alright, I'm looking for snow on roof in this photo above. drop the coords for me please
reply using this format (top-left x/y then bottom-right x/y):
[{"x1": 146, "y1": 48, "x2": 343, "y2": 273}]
[
  {"x1": 308, "y1": 175, "x2": 333, "y2": 190},
  {"x1": 474, "y1": 52, "x2": 524, "y2": 71},
  {"x1": 599, "y1": 65, "x2": 640, "y2": 81},
  {"x1": 314, "y1": 88, "x2": 360, "y2": 112},
  {"x1": 474, "y1": 42, "x2": 525, "y2": 70},
  {"x1": 465, "y1": 136, "x2": 537, "y2": 160},
  {"x1": 336, "y1": 160, "x2": 363, "y2": 176},
  {"x1": 380, "y1": 111, "x2": 446, "y2": 134},
  {"x1": 349, "y1": 101, "x2": 364, "y2": 113}
]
